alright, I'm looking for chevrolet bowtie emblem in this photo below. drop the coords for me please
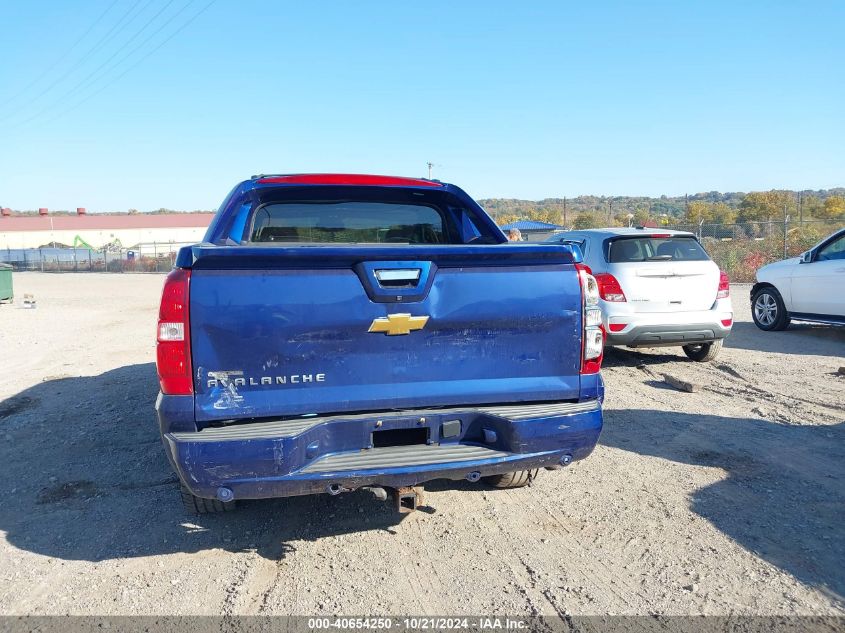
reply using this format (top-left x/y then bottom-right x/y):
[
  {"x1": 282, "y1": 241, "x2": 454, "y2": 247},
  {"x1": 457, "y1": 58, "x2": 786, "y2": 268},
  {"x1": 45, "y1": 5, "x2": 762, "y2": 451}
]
[{"x1": 368, "y1": 313, "x2": 430, "y2": 336}]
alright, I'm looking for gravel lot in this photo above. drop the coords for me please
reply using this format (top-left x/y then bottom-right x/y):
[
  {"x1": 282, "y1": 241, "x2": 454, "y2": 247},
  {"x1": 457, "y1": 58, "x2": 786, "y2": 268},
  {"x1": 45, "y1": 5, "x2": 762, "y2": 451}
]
[{"x1": 0, "y1": 273, "x2": 843, "y2": 616}]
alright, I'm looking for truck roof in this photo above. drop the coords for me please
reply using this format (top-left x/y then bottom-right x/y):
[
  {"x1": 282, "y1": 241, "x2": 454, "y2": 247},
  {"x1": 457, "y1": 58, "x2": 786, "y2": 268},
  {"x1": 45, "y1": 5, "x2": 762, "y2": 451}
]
[
  {"x1": 246, "y1": 173, "x2": 445, "y2": 189},
  {"x1": 204, "y1": 173, "x2": 492, "y2": 244}
]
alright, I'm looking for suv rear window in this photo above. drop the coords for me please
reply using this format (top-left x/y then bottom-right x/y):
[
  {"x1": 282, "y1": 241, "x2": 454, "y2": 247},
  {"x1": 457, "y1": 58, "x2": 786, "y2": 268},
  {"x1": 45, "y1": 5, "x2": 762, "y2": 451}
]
[
  {"x1": 606, "y1": 236, "x2": 709, "y2": 263},
  {"x1": 250, "y1": 202, "x2": 447, "y2": 244}
]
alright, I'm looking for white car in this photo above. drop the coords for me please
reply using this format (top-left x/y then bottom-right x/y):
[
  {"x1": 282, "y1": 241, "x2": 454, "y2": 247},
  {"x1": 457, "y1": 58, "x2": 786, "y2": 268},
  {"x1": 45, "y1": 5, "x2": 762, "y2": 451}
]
[
  {"x1": 546, "y1": 228, "x2": 733, "y2": 361},
  {"x1": 751, "y1": 227, "x2": 845, "y2": 330}
]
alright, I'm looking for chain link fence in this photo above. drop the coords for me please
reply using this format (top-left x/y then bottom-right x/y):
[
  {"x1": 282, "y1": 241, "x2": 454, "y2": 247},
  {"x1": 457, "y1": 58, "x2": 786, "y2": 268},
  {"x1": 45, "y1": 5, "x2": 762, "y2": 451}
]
[
  {"x1": 0, "y1": 242, "x2": 194, "y2": 273},
  {"x1": 3, "y1": 221, "x2": 844, "y2": 282},
  {"x1": 662, "y1": 219, "x2": 843, "y2": 283}
]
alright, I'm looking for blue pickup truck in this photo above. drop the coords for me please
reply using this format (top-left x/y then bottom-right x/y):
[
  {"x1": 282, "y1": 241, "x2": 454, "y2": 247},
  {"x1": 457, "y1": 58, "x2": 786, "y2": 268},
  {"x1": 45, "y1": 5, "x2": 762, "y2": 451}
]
[{"x1": 155, "y1": 174, "x2": 604, "y2": 514}]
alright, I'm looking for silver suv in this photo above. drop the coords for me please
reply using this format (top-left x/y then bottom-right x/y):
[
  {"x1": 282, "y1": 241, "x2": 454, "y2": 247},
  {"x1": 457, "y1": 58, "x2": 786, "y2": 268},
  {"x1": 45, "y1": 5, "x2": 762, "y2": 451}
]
[{"x1": 546, "y1": 228, "x2": 733, "y2": 361}]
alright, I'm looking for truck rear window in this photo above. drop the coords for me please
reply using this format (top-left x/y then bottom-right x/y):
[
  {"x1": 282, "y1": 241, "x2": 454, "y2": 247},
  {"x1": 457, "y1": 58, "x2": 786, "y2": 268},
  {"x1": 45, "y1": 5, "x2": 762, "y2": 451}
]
[
  {"x1": 607, "y1": 236, "x2": 709, "y2": 263},
  {"x1": 250, "y1": 202, "x2": 448, "y2": 244}
]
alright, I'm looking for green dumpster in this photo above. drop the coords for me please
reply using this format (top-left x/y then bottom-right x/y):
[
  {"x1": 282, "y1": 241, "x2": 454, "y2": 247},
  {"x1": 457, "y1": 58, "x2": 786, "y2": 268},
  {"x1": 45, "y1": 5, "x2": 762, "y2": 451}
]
[{"x1": 0, "y1": 263, "x2": 12, "y2": 302}]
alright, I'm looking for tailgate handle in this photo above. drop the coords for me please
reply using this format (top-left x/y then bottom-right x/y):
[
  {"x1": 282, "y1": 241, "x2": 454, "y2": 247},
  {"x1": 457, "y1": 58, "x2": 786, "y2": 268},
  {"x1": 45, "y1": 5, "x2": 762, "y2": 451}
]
[{"x1": 375, "y1": 268, "x2": 421, "y2": 287}]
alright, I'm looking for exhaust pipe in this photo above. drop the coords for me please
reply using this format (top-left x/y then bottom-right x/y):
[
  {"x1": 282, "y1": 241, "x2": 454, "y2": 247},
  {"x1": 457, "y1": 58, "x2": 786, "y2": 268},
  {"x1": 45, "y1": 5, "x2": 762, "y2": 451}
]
[{"x1": 362, "y1": 486, "x2": 388, "y2": 502}]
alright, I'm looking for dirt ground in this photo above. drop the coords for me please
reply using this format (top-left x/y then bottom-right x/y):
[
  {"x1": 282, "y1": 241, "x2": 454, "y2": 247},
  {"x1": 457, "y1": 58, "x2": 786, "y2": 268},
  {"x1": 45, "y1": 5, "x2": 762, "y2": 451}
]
[{"x1": 0, "y1": 273, "x2": 843, "y2": 616}]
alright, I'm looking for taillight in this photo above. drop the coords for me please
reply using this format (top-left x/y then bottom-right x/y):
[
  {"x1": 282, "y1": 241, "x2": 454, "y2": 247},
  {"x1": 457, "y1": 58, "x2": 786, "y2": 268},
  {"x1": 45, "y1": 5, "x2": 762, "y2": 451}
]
[
  {"x1": 717, "y1": 270, "x2": 730, "y2": 299},
  {"x1": 576, "y1": 264, "x2": 604, "y2": 374},
  {"x1": 156, "y1": 268, "x2": 193, "y2": 395},
  {"x1": 594, "y1": 273, "x2": 626, "y2": 302}
]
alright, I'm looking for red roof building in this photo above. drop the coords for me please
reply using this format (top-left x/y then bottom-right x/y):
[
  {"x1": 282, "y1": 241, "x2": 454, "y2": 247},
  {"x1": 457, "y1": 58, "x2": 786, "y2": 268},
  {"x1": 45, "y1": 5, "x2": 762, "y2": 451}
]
[
  {"x1": 0, "y1": 213, "x2": 216, "y2": 250},
  {"x1": 0, "y1": 213, "x2": 215, "y2": 232}
]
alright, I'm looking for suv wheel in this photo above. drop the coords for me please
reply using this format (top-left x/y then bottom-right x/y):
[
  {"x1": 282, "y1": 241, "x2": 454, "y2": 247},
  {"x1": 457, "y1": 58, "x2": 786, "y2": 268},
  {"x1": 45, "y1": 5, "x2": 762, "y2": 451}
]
[
  {"x1": 483, "y1": 469, "x2": 539, "y2": 489},
  {"x1": 682, "y1": 340, "x2": 723, "y2": 362},
  {"x1": 180, "y1": 484, "x2": 236, "y2": 515},
  {"x1": 752, "y1": 287, "x2": 791, "y2": 331}
]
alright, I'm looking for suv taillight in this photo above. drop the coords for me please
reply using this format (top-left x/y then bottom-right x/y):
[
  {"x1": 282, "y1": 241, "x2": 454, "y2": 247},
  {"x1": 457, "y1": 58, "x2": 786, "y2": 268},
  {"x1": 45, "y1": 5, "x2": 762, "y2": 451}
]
[
  {"x1": 576, "y1": 264, "x2": 604, "y2": 374},
  {"x1": 594, "y1": 273, "x2": 626, "y2": 302},
  {"x1": 156, "y1": 268, "x2": 193, "y2": 395},
  {"x1": 717, "y1": 270, "x2": 730, "y2": 299}
]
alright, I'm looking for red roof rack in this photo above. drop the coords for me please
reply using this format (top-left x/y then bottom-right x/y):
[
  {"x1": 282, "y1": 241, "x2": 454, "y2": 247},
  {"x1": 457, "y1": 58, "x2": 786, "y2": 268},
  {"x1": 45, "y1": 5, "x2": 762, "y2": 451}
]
[{"x1": 254, "y1": 174, "x2": 443, "y2": 187}]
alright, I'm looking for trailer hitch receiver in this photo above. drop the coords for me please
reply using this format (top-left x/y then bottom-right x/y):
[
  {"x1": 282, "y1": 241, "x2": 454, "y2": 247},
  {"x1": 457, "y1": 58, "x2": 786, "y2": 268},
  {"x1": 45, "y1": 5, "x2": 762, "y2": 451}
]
[{"x1": 393, "y1": 486, "x2": 424, "y2": 514}]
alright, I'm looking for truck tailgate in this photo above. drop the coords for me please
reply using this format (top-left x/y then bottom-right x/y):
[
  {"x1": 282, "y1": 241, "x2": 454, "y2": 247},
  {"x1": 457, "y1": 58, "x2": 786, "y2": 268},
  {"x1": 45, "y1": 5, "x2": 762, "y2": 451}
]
[{"x1": 187, "y1": 245, "x2": 582, "y2": 423}]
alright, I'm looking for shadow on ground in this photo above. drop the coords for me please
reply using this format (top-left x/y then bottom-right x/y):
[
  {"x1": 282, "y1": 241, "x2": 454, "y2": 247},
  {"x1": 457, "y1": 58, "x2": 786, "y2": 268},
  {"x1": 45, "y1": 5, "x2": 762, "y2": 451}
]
[
  {"x1": 725, "y1": 321, "x2": 845, "y2": 357},
  {"x1": 601, "y1": 408, "x2": 845, "y2": 602},
  {"x1": 0, "y1": 363, "x2": 420, "y2": 564},
  {"x1": 1, "y1": 364, "x2": 844, "y2": 602},
  {"x1": 602, "y1": 346, "x2": 683, "y2": 368},
  {"x1": 600, "y1": 321, "x2": 845, "y2": 363}
]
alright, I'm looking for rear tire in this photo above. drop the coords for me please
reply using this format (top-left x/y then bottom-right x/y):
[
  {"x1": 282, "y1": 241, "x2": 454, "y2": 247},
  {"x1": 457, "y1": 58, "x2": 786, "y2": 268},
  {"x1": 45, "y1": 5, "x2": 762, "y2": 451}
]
[
  {"x1": 483, "y1": 469, "x2": 539, "y2": 489},
  {"x1": 682, "y1": 339, "x2": 723, "y2": 362},
  {"x1": 180, "y1": 483, "x2": 236, "y2": 515},
  {"x1": 752, "y1": 286, "x2": 791, "y2": 331}
]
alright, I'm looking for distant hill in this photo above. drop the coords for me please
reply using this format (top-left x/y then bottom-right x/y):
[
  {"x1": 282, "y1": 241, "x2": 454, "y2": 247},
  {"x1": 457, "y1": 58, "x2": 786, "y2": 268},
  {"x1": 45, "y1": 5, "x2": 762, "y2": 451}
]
[
  {"x1": 3, "y1": 208, "x2": 214, "y2": 217},
  {"x1": 4, "y1": 187, "x2": 843, "y2": 223},
  {"x1": 478, "y1": 188, "x2": 845, "y2": 224}
]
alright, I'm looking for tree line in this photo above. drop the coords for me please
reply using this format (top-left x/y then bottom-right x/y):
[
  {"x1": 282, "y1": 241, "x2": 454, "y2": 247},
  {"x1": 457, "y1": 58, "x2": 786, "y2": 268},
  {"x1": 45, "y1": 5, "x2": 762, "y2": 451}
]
[{"x1": 482, "y1": 188, "x2": 845, "y2": 229}]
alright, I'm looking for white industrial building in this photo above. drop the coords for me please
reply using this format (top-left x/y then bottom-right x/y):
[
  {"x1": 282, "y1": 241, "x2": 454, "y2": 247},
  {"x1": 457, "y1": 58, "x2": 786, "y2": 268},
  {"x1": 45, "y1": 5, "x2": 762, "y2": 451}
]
[{"x1": 0, "y1": 209, "x2": 215, "y2": 250}]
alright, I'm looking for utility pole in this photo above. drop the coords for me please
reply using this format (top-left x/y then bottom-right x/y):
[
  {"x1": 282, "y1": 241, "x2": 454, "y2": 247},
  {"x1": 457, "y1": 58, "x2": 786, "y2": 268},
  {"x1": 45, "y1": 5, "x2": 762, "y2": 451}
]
[
  {"x1": 607, "y1": 199, "x2": 613, "y2": 225},
  {"x1": 563, "y1": 197, "x2": 567, "y2": 227},
  {"x1": 426, "y1": 162, "x2": 434, "y2": 180},
  {"x1": 798, "y1": 191, "x2": 803, "y2": 225},
  {"x1": 783, "y1": 214, "x2": 790, "y2": 258}
]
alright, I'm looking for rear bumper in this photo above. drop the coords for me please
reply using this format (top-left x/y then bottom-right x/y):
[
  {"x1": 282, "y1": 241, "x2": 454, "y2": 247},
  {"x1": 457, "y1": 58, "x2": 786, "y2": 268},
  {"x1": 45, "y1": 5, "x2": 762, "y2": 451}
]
[
  {"x1": 160, "y1": 399, "x2": 603, "y2": 501},
  {"x1": 603, "y1": 300, "x2": 733, "y2": 347}
]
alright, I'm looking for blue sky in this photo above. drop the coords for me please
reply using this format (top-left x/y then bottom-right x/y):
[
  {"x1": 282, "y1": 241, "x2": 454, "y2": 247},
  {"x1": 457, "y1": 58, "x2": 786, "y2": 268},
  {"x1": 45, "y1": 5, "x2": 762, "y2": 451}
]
[{"x1": 1, "y1": 1, "x2": 843, "y2": 212}]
